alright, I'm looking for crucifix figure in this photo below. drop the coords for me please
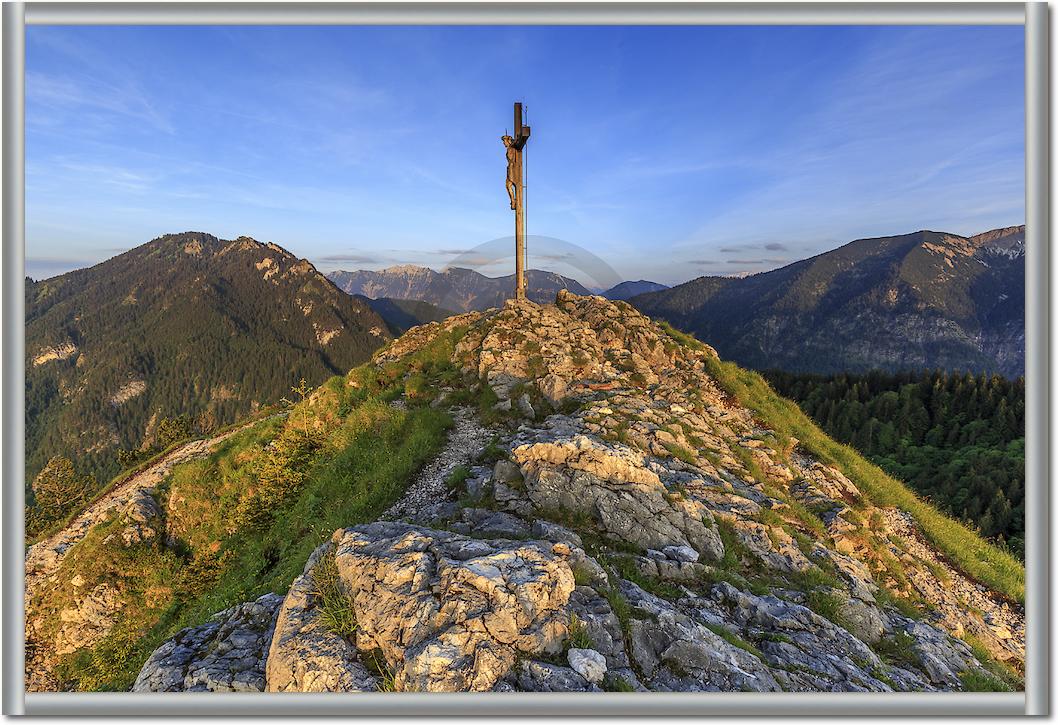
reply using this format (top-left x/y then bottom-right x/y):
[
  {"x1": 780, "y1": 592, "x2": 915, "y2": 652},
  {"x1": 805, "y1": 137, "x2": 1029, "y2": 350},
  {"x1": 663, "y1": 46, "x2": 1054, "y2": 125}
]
[
  {"x1": 503, "y1": 102, "x2": 531, "y2": 299},
  {"x1": 502, "y1": 135, "x2": 518, "y2": 210}
]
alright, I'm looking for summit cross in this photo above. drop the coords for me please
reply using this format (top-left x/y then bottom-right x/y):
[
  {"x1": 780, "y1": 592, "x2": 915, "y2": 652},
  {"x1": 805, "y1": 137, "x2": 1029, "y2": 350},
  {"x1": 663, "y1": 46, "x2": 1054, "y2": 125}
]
[{"x1": 502, "y1": 102, "x2": 531, "y2": 300}]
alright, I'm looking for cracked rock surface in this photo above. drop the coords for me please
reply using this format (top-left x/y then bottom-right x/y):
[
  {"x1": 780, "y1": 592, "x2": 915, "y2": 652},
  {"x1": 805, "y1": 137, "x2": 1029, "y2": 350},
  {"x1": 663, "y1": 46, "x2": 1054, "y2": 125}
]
[
  {"x1": 333, "y1": 522, "x2": 575, "y2": 692},
  {"x1": 133, "y1": 593, "x2": 283, "y2": 692},
  {"x1": 62, "y1": 292, "x2": 1023, "y2": 695}
]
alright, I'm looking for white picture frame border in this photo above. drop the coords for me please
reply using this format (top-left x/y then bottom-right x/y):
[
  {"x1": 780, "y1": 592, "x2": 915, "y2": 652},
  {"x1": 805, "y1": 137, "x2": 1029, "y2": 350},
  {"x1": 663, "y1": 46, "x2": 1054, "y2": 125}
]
[{"x1": 2, "y1": 1, "x2": 1048, "y2": 717}]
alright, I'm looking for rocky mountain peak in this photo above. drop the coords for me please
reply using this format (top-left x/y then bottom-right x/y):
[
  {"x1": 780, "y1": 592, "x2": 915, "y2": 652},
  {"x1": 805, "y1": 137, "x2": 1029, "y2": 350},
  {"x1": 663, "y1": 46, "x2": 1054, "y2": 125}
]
[
  {"x1": 237, "y1": 291, "x2": 1019, "y2": 693},
  {"x1": 971, "y1": 225, "x2": 1026, "y2": 248},
  {"x1": 27, "y1": 290, "x2": 1024, "y2": 695},
  {"x1": 381, "y1": 264, "x2": 433, "y2": 276},
  {"x1": 972, "y1": 225, "x2": 1026, "y2": 259}
]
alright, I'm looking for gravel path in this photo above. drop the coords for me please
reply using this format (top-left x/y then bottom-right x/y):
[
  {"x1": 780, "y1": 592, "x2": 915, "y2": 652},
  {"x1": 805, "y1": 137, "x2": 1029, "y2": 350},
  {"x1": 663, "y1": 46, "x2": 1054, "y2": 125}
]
[{"x1": 381, "y1": 406, "x2": 493, "y2": 521}]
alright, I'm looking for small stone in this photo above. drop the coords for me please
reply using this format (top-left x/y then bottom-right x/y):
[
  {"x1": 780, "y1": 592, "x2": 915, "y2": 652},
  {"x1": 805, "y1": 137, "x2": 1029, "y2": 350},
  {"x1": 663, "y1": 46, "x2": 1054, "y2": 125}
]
[
  {"x1": 531, "y1": 520, "x2": 583, "y2": 548},
  {"x1": 662, "y1": 545, "x2": 699, "y2": 563},
  {"x1": 518, "y1": 394, "x2": 535, "y2": 418},
  {"x1": 493, "y1": 459, "x2": 523, "y2": 484},
  {"x1": 567, "y1": 648, "x2": 607, "y2": 684},
  {"x1": 465, "y1": 475, "x2": 490, "y2": 501},
  {"x1": 551, "y1": 542, "x2": 571, "y2": 557},
  {"x1": 991, "y1": 625, "x2": 1013, "y2": 640}
]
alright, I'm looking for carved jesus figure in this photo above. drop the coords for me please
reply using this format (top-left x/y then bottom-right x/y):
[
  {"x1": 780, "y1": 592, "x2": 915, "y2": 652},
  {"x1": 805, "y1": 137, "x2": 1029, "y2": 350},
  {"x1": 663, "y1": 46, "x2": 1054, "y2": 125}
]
[{"x1": 502, "y1": 135, "x2": 518, "y2": 210}]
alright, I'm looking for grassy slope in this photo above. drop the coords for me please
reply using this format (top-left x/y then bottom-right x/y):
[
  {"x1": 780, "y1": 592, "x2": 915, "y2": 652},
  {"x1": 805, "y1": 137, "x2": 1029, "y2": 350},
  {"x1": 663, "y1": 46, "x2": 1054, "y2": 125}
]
[
  {"x1": 659, "y1": 322, "x2": 1024, "y2": 603},
  {"x1": 48, "y1": 327, "x2": 468, "y2": 691},
  {"x1": 27, "y1": 406, "x2": 285, "y2": 547},
  {"x1": 42, "y1": 317, "x2": 1022, "y2": 692}
]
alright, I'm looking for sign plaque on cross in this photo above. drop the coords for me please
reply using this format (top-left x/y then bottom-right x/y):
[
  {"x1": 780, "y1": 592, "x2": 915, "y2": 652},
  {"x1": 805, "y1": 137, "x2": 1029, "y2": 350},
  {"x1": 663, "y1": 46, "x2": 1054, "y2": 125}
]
[{"x1": 503, "y1": 102, "x2": 531, "y2": 300}]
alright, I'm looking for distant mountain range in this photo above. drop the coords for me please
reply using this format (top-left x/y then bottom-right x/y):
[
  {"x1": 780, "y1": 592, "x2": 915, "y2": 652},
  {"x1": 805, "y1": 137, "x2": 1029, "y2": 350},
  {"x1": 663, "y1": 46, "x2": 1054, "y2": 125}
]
[
  {"x1": 630, "y1": 226, "x2": 1025, "y2": 377},
  {"x1": 26, "y1": 232, "x2": 390, "y2": 487},
  {"x1": 326, "y1": 265, "x2": 595, "y2": 312},
  {"x1": 327, "y1": 264, "x2": 671, "y2": 311}
]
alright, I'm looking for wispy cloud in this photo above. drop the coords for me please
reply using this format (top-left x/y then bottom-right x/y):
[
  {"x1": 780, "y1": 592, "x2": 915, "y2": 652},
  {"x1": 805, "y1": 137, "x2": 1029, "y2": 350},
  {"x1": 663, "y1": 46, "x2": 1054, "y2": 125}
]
[
  {"x1": 318, "y1": 252, "x2": 381, "y2": 264},
  {"x1": 27, "y1": 71, "x2": 174, "y2": 135},
  {"x1": 725, "y1": 258, "x2": 789, "y2": 266},
  {"x1": 24, "y1": 25, "x2": 1024, "y2": 287}
]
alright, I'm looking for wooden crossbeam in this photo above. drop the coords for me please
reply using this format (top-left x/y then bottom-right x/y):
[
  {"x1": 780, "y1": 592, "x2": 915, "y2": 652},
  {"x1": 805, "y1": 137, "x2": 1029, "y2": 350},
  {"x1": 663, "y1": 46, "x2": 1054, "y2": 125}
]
[{"x1": 514, "y1": 102, "x2": 531, "y2": 150}]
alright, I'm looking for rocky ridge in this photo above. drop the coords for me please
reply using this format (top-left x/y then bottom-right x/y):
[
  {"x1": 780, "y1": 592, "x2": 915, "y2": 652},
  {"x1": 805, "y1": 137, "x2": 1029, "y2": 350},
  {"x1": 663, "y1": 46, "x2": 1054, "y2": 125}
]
[
  {"x1": 35, "y1": 291, "x2": 1023, "y2": 694},
  {"x1": 630, "y1": 226, "x2": 1026, "y2": 377},
  {"x1": 24, "y1": 420, "x2": 269, "y2": 691}
]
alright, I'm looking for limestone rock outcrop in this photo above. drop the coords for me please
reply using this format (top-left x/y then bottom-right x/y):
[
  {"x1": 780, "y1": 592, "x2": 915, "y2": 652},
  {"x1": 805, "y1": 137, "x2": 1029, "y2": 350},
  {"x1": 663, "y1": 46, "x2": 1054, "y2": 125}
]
[
  {"x1": 134, "y1": 594, "x2": 283, "y2": 692},
  {"x1": 38, "y1": 291, "x2": 1024, "y2": 695},
  {"x1": 333, "y1": 522, "x2": 575, "y2": 692},
  {"x1": 265, "y1": 544, "x2": 378, "y2": 693}
]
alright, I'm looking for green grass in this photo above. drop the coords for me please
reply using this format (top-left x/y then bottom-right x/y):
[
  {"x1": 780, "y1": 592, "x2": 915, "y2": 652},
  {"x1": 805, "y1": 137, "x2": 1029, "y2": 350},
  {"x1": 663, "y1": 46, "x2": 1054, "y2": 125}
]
[
  {"x1": 571, "y1": 560, "x2": 597, "y2": 587},
  {"x1": 705, "y1": 623, "x2": 763, "y2": 659},
  {"x1": 311, "y1": 551, "x2": 357, "y2": 638},
  {"x1": 478, "y1": 436, "x2": 506, "y2": 464},
  {"x1": 444, "y1": 464, "x2": 472, "y2": 490},
  {"x1": 603, "y1": 674, "x2": 635, "y2": 692},
  {"x1": 874, "y1": 588, "x2": 925, "y2": 620},
  {"x1": 872, "y1": 631, "x2": 918, "y2": 668},
  {"x1": 44, "y1": 330, "x2": 462, "y2": 691},
  {"x1": 959, "y1": 668, "x2": 1014, "y2": 692},
  {"x1": 715, "y1": 516, "x2": 750, "y2": 571},
  {"x1": 28, "y1": 442, "x2": 189, "y2": 547},
  {"x1": 605, "y1": 553, "x2": 684, "y2": 601},
  {"x1": 758, "y1": 632, "x2": 794, "y2": 645},
  {"x1": 787, "y1": 563, "x2": 843, "y2": 592},
  {"x1": 804, "y1": 589, "x2": 854, "y2": 632},
  {"x1": 567, "y1": 613, "x2": 594, "y2": 650},
  {"x1": 168, "y1": 400, "x2": 451, "y2": 631},
  {"x1": 662, "y1": 442, "x2": 698, "y2": 465},
  {"x1": 28, "y1": 407, "x2": 286, "y2": 547},
  {"x1": 659, "y1": 322, "x2": 1024, "y2": 604},
  {"x1": 962, "y1": 633, "x2": 1023, "y2": 691},
  {"x1": 46, "y1": 511, "x2": 186, "y2": 691},
  {"x1": 361, "y1": 648, "x2": 399, "y2": 692}
]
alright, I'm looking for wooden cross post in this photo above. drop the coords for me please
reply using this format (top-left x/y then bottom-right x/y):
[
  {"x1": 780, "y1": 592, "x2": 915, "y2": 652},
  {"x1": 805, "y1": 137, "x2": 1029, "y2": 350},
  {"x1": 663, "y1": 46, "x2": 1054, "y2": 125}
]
[{"x1": 512, "y1": 102, "x2": 531, "y2": 299}]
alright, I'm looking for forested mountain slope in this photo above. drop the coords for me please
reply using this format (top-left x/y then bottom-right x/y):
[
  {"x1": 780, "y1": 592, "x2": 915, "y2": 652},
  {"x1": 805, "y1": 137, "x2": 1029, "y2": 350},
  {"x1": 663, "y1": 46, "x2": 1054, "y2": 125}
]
[
  {"x1": 765, "y1": 369, "x2": 1024, "y2": 557},
  {"x1": 631, "y1": 226, "x2": 1025, "y2": 376},
  {"x1": 25, "y1": 232, "x2": 390, "y2": 508}
]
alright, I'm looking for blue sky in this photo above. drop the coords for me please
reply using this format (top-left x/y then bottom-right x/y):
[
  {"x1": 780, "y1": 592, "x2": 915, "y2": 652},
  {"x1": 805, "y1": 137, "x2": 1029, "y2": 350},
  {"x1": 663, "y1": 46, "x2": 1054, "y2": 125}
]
[{"x1": 26, "y1": 25, "x2": 1024, "y2": 285}]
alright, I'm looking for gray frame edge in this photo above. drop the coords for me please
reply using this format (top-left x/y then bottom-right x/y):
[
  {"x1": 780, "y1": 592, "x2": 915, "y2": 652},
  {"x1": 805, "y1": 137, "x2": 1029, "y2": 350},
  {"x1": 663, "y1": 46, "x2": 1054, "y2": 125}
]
[
  {"x1": 2, "y1": 0, "x2": 26, "y2": 717},
  {"x1": 22, "y1": 692, "x2": 1026, "y2": 718},
  {"x1": 23, "y1": 1, "x2": 1025, "y2": 25},
  {"x1": 1024, "y1": 0, "x2": 1050, "y2": 718}
]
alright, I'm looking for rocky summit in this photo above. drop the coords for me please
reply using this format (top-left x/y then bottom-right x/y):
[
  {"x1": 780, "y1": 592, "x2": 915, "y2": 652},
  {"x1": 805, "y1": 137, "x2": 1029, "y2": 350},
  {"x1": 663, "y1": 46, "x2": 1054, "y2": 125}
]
[{"x1": 27, "y1": 291, "x2": 1024, "y2": 694}]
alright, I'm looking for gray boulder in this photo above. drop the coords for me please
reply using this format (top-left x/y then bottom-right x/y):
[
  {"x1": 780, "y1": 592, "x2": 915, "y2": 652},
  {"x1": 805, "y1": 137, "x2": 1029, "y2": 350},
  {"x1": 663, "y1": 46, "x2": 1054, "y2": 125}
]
[{"x1": 133, "y1": 593, "x2": 283, "y2": 692}]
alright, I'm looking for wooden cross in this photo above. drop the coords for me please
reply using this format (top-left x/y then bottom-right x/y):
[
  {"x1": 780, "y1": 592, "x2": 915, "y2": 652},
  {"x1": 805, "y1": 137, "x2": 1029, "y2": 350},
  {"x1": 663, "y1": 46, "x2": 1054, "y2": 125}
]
[{"x1": 511, "y1": 102, "x2": 530, "y2": 299}]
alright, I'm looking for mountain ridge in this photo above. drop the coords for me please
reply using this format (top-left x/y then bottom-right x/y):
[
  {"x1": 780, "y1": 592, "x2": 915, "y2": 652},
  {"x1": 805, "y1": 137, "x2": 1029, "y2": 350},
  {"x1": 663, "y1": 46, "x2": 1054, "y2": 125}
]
[
  {"x1": 25, "y1": 291, "x2": 1023, "y2": 694},
  {"x1": 327, "y1": 264, "x2": 594, "y2": 312},
  {"x1": 630, "y1": 226, "x2": 1024, "y2": 376},
  {"x1": 25, "y1": 231, "x2": 391, "y2": 501}
]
